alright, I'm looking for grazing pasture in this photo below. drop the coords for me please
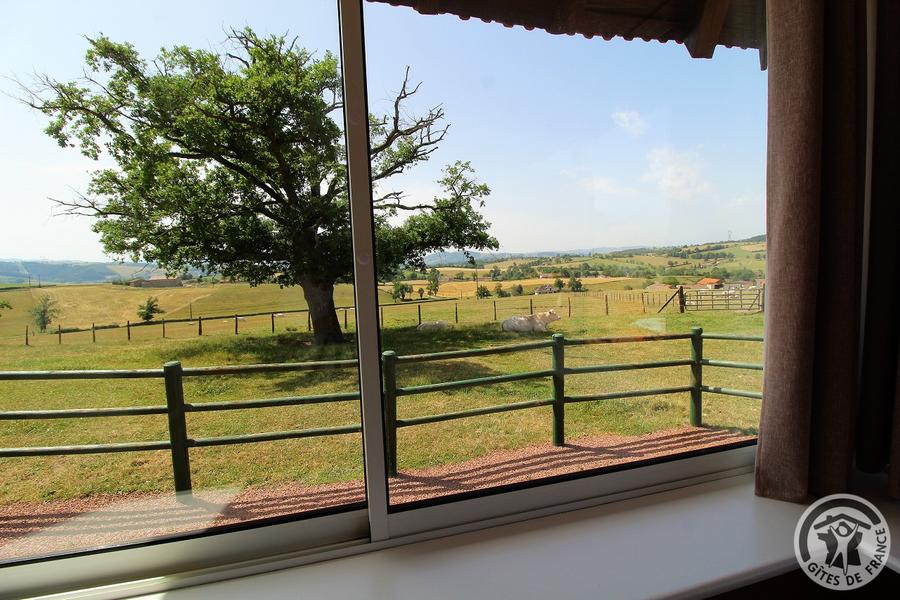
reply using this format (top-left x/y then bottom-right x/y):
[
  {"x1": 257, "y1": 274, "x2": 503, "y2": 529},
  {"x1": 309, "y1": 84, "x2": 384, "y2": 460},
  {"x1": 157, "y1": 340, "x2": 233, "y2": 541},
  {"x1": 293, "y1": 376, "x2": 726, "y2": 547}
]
[
  {"x1": 0, "y1": 283, "x2": 392, "y2": 343},
  {"x1": 0, "y1": 306, "x2": 762, "y2": 504}
]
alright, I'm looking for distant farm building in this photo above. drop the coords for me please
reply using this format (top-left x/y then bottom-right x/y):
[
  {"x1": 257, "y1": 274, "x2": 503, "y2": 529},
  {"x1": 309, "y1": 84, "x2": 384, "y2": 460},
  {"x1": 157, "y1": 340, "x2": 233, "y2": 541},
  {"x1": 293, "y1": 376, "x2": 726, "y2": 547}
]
[
  {"x1": 129, "y1": 276, "x2": 183, "y2": 288},
  {"x1": 534, "y1": 284, "x2": 556, "y2": 294},
  {"x1": 694, "y1": 277, "x2": 723, "y2": 289}
]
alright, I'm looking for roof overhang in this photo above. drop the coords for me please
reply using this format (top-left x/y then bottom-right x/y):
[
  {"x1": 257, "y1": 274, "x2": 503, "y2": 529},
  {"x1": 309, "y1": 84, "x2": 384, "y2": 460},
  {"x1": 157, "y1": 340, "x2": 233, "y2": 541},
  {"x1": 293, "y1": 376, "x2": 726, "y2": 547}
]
[{"x1": 367, "y1": 0, "x2": 767, "y2": 69}]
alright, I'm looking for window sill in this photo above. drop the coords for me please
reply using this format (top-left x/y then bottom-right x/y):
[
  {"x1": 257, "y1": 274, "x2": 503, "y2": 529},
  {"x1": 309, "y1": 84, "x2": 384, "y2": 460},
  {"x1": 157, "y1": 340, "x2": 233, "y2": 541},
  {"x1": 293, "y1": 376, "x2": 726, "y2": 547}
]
[{"x1": 114, "y1": 474, "x2": 820, "y2": 600}]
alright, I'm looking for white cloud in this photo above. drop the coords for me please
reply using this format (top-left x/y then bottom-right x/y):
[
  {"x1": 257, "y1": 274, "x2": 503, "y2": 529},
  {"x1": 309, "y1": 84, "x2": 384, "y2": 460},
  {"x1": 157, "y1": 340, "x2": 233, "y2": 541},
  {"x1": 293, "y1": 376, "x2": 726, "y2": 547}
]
[
  {"x1": 611, "y1": 110, "x2": 647, "y2": 136},
  {"x1": 580, "y1": 176, "x2": 637, "y2": 197},
  {"x1": 643, "y1": 147, "x2": 711, "y2": 201}
]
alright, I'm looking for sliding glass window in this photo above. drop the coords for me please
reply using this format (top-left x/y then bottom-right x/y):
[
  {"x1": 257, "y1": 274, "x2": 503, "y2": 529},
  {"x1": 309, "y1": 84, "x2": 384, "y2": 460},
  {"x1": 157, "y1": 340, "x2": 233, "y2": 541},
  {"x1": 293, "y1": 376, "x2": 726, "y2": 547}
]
[
  {"x1": 1, "y1": 0, "x2": 768, "y2": 594},
  {"x1": 0, "y1": 0, "x2": 367, "y2": 566},
  {"x1": 361, "y1": 1, "x2": 767, "y2": 509}
]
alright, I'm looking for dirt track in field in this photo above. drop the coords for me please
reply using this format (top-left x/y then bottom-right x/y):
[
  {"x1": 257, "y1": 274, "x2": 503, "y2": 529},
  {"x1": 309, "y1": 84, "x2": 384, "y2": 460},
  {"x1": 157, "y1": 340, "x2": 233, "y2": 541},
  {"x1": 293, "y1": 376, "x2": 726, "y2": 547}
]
[{"x1": 0, "y1": 426, "x2": 752, "y2": 562}]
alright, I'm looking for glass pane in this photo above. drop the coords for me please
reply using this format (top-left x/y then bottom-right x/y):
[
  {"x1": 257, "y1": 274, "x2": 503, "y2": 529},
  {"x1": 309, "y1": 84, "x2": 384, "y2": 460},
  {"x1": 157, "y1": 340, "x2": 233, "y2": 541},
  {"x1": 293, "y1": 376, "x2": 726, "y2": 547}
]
[
  {"x1": 362, "y1": 2, "x2": 766, "y2": 507},
  {"x1": 0, "y1": 0, "x2": 367, "y2": 563}
]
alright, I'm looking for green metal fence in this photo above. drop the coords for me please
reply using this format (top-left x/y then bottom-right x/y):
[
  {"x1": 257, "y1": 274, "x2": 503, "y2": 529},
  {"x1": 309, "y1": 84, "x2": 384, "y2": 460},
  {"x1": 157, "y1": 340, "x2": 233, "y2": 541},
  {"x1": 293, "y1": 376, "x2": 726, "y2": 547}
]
[
  {"x1": 381, "y1": 327, "x2": 764, "y2": 474},
  {"x1": 0, "y1": 329, "x2": 763, "y2": 488}
]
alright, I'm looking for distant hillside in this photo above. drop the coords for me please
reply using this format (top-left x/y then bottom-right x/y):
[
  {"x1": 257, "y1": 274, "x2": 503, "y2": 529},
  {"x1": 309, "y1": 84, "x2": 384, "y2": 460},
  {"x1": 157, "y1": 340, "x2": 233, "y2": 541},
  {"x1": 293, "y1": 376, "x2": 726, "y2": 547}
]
[
  {"x1": 424, "y1": 247, "x2": 637, "y2": 267},
  {"x1": 422, "y1": 238, "x2": 764, "y2": 267},
  {"x1": 0, "y1": 260, "x2": 197, "y2": 284}
]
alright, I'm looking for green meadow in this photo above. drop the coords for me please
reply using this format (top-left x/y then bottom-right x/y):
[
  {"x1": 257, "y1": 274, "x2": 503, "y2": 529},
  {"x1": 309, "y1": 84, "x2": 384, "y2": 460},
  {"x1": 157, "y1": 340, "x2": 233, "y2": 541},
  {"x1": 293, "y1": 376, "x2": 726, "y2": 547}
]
[{"x1": 0, "y1": 290, "x2": 762, "y2": 503}]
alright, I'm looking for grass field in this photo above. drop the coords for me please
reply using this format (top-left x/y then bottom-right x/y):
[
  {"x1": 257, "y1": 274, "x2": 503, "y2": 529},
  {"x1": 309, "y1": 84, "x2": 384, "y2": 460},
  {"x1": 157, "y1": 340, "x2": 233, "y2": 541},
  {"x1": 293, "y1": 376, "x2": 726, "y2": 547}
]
[
  {"x1": 0, "y1": 298, "x2": 763, "y2": 504},
  {"x1": 383, "y1": 276, "x2": 642, "y2": 299},
  {"x1": 0, "y1": 283, "x2": 396, "y2": 342}
]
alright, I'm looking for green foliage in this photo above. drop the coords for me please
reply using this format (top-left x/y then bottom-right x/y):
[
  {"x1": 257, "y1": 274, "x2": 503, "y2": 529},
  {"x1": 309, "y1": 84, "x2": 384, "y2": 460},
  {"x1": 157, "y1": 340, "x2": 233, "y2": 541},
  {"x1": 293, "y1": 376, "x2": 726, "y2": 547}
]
[
  {"x1": 511, "y1": 284, "x2": 524, "y2": 296},
  {"x1": 453, "y1": 272, "x2": 466, "y2": 281},
  {"x1": 29, "y1": 294, "x2": 60, "y2": 332},
  {"x1": 732, "y1": 267, "x2": 757, "y2": 281},
  {"x1": 23, "y1": 28, "x2": 497, "y2": 343},
  {"x1": 0, "y1": 299, "x2": 10, "y2": 317},
  {"x1": 426, "y1": 268, "x2": 440, "y2": 296},
  {"x1": 417, "y1": 287, "x2": 425, "y2": 299},
  {"x1": 137, "y1": 296, "x2": 165, "y2": 322},
  {"x1": 568, "y1": 276, "x2": 583, "y2": 292},
  {"x1": 391, "y1": 279, "x2": 413, "y2": 301},
  {"x1": 475, "y1": 285, "x2": 491, "y2": 299},
  {"x1": 553, "y1": 277, "x2": 564, "y2": 291}
]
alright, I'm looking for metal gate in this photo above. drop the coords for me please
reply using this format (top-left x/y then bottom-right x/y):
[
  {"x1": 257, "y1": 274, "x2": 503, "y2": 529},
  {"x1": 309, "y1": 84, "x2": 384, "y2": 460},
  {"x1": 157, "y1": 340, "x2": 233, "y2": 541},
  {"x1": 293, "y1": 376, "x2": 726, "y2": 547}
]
[{"x1": 684, "y1": 288, "x2": 764, "y2": 311}]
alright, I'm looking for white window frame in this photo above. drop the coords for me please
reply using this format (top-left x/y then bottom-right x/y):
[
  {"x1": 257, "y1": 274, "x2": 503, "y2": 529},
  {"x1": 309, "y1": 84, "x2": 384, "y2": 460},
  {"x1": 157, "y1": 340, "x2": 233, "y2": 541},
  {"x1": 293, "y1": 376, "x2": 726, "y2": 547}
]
[{"x1": 0, "y1": 2, "x2": 759, "y2": 597}]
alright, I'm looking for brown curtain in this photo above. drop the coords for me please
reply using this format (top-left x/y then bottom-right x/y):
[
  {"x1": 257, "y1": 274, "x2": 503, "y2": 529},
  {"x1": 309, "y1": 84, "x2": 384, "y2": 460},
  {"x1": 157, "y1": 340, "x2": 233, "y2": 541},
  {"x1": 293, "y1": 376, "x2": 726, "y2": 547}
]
[{"x1": 756, "y1": 0, "x2": 900, "y2": 502}]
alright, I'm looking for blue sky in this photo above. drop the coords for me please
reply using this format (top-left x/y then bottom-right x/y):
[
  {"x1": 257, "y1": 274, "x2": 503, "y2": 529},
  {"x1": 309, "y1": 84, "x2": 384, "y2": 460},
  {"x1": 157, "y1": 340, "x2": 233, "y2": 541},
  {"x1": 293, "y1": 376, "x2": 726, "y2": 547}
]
[{"x1": 0, "y1": 0, "x2": 766, "y2": 261}]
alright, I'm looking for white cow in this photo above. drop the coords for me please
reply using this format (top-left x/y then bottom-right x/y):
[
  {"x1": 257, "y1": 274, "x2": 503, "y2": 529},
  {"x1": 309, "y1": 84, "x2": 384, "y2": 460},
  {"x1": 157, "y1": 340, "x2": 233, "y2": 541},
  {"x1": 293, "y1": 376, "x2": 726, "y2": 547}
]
[
  {"x1": 501, "y1": 310, "x2": 560, "y2": 333},
  {"x1": 417, "y1": 320, "x2": 452, "y2": 332}
]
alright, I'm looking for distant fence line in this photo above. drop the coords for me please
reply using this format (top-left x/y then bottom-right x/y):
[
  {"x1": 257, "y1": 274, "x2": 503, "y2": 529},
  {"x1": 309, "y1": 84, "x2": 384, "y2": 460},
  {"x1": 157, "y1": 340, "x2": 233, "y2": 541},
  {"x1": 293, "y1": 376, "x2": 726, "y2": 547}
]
[
  {"x1": 16, "y1": 288, "x2": 763, "y2": 346},
  {"x1": 0, "y1": 329, "x2": 764, "y2": 491}
]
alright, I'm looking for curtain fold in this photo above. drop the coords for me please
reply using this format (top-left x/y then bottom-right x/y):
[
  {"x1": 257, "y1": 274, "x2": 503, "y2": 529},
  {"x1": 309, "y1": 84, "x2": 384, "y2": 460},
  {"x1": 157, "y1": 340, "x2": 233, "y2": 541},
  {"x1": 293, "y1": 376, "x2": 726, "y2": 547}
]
[{"x1": 755, "y1": 0, "x2": 900, "y2": 502}]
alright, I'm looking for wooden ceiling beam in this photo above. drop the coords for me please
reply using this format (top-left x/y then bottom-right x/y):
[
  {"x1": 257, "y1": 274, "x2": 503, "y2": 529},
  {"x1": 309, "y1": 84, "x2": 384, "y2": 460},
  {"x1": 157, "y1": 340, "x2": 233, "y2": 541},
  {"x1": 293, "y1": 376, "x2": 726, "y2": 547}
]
[{"x1": 685, "y1": 0, "x2": 732, "y2": 58}]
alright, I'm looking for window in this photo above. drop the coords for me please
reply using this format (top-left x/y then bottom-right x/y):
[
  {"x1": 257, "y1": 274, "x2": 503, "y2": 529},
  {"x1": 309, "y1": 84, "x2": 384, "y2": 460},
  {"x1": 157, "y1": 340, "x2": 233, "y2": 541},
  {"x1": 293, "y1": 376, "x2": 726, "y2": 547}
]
[
  {"x1": 1, "y1": 1, "x2": 767, "y2": 596},
  {"x1": 361, "y1": 2, "x2": 766, "y2": 510},
  {"x1": 0, "y1": 0, "x2": 367, "y2": 568}
]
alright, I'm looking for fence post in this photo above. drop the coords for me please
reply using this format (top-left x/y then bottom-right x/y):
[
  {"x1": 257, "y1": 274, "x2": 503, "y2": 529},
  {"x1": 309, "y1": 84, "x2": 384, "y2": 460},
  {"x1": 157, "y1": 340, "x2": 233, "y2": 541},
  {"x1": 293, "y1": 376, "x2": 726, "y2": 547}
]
[
  {"x1": 417, "y1": 304, "x2": 422, "y2": 326},
  {"x1": 92, "y1": 323, "x2": 96, "y2": 343},
  {"x1": 198, "y1": 316, "x2": 203, "y2": 336},
  {"x1": 163, "y1": 361, "x2": 192, "y2": 493},
  {"x1": 678, "y1": 286, "x2": 686, "y2": 313},
  {"x1": 58, "y1": 324, "x2": 62, "y2": 344},
  {"x1": 605, "y1": 294, "x2": 609, "y2": 315},
  {"x1": 567, "y1": 296, "x2": 571, "y2": 317},
  {"x1": 551, "y1": 333, "x2": 565, "y2": 446},
  {"x1": 127, "y1": 320, "x2": 131, "y2": 341},
  {"x1": 25, "y1": 326, "x2": 29, "y2": 347},
  {"x1": 641, "y1": 293, "x2": 646, "y2": 314},
  {"x1": 380, "y1": 305, "x2": 384, "y2": 325},
  {"x1": 307, "y1": 311, "x2": 311, "y2": 331},
  {"x1": 382, "y1": 351, "x2": 398, "y2": 476},
  {"x1": 234, "y1": 314, "x2": 238, "y2": 335},
  {"x1": 271, "y1": 312, "x2": 275, "y2": 333},
  {"x1": 162, "y1": 319, "x2": 166, "y2": 338},
  {"x1": 690, "y1": 327, "x2": 703, "y2": 427},
  {"x1": 344, "y1": 308, "x2": 348, "y2": 330},
  {"x1": 529, "y1": 298, "x2": 534, "y2": 314},
  {"x1": 492, "y1": 300, "x2": 497, "y2": 321},
  {"x1": 455, "y1": 303, "x2": 458, "y2": 323}
]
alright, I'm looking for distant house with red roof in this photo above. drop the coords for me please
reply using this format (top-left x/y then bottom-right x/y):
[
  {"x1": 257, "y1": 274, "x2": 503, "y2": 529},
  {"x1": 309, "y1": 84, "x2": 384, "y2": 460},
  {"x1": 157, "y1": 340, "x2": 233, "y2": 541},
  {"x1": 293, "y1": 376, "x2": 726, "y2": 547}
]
[{"x1": 695, "y1": 277, "x2": 723, "y2": 289}]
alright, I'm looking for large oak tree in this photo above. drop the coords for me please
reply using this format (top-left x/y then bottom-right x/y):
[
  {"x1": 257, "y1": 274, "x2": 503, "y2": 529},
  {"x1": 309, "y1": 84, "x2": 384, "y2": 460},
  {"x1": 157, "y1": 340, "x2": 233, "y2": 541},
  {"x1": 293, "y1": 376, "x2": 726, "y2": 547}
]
[{"x1": 22, "y1": 28, "x2": 497, "y2": 344}]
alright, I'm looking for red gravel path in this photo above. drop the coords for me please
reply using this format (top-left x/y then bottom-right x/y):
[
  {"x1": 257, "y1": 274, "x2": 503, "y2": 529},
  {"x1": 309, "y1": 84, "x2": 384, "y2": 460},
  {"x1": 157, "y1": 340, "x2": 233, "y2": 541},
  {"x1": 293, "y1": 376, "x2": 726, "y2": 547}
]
[{"x1": 0, "y1": 427, "x2": 751, "y2": 562}]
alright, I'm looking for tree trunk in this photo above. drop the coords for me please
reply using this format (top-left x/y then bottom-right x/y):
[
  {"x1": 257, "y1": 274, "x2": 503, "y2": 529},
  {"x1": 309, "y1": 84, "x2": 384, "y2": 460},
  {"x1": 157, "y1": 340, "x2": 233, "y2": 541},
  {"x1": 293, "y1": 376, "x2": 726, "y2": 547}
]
[{"x1": 302, "y1": 280, "x2": 344, "y2": 345}]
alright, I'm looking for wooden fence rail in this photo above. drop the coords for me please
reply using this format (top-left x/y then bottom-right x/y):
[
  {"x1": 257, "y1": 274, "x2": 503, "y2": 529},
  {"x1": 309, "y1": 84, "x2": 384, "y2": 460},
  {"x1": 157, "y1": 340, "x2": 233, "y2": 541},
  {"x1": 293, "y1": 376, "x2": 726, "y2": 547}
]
[
  {"x1": 0, "y1": 331, "x2": 764, "y2": 487},
  {"x1": 16, "y1": 290, "x2": 710, "y2": 345}
]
